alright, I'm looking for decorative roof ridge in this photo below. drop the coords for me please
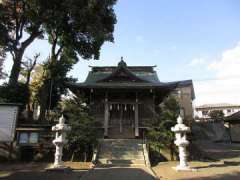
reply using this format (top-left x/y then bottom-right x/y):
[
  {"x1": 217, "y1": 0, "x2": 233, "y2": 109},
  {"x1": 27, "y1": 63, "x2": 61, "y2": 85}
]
[
  {"x1": 88, "y1": 65, "x2": 157, "y2": 68},
  {"x1": 96, "y1": 61, "x2": 150, "y2": 83},
  {"x1": 89, "y1": 58, "x2": 157, "y2": 69}
]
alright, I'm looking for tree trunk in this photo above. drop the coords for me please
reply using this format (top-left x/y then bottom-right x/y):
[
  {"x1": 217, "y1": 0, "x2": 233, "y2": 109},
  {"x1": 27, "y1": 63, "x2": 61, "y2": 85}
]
[
  {"x1": 38, "y1": 104, "x2": 47, "y2": 121},
  {"x1": 71, "y1": 152, "x2": 75, "y2": 162},
  {"x1": 27, "y1": 103, "x2": 32, "y2": 120},
  {"x1": 26, "y1": 71, "x2": 31, "y2": 86},
  {"x1": 84, "y1": 152, "x2": 87, "y2": 162},
  {"x1": 8, "y1": 51, "x2": 23, "y2": 85},
  {"x1": 38, "y1": 82, "x2": 50, "y2": 121},
  {"x1": 170, "y1": 142, "x2": 174, "y2": 161},
  {"x1": 8, "y1": 59, "x2": 21, "y2": 85}
]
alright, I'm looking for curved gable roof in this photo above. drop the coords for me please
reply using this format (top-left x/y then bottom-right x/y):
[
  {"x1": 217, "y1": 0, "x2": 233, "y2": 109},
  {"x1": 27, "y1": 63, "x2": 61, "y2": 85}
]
[{"x1": 67, "y1": 60, "x2": 195, "y2": 99}]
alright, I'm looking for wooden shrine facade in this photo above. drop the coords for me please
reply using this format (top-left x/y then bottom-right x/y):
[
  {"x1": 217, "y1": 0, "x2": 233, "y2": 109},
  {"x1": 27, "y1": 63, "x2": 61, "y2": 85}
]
[{"x1": 69, "y1": 59, "x2": 195, "y2": 139}]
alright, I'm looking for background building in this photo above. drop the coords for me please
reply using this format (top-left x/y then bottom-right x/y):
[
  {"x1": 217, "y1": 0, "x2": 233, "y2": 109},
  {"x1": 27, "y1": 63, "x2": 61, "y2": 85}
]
[{"x1": 195, "y1": 103, "x2": 240, "y2": 121}]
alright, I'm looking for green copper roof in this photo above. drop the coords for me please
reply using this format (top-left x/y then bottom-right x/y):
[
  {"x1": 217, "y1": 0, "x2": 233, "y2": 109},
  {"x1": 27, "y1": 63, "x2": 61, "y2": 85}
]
[
  {"x1": 84, "y1": 70, "x2": 161, "y2": 84},
  {"x1": 67, "y1": 60, "x2": 195, "y2": 98}
]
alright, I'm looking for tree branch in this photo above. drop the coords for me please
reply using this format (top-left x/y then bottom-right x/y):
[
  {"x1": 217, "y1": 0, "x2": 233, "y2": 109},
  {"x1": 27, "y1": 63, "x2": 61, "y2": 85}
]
[
  {"x1": 51, "y1": 31, "x2": 58, "y2": 57},
  {"x1": 10, "y1": 50, "x2": 15, "y2": 61},
  {"x1": 21, "y1": 30, "x2": 42, "y2": 51},
  {"x1": 17, "y1": 0, "x2": 26, "y2": 40},
  {"x1": 18, "y1": 16, "x2": 26, "y2": 40},
  {"x1": 13, "y1": 0, "x2": 20, "y2": 41},
  {"x1": 56, "y1": 45, "x2": 63, "y2": 58}
]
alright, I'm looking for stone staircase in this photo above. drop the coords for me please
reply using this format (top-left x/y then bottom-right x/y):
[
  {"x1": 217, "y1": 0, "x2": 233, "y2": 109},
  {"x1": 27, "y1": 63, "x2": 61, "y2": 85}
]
[{"x1": 97, "y1": 139, "x2": 150, "y2": 166}]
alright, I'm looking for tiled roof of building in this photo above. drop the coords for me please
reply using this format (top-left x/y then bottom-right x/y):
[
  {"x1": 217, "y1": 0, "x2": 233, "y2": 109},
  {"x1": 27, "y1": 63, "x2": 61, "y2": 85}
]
[
  {"x1": 67, "y1": 60, "x2": 195, "y2": 98},
  {"x1": 225, "y1": 111, "x2": 240, "y2": 123},
  {"x1": 84, "y1": 67, "x2": 161, "y2": 84}
]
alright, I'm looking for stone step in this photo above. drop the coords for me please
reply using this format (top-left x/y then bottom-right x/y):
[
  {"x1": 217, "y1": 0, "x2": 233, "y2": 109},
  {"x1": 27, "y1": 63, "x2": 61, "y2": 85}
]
[
  {"x1": 102, "y1": 143, "x2": 143, "y2": 147},
  {"x1": 98, "y1": 158, "x2": 146, "y2": 165},
  {"x1": 97, "y1": 139, "x2": 146, "y2": 166},
  {"x1": 99, "y1": 148, "x2": 143, "y2": 153},
  {"x1": 99, "y1": 139, "x2": 142, "y2": 143},
  {"x1": 101, "y1": 144, "x2": 143, "y2": 149},
  {"x1": 98, "y1": 154, "x2": 144, "y2": 159},
  {"x1": 100, "y1": 146, "x2": 143, "y2": 152},
  {"x1": 98, "y1": 152, "x2": 144, "y2": 159},
  {"x1": 98, "y1": 151, "x2": 143, "y2": 155}
]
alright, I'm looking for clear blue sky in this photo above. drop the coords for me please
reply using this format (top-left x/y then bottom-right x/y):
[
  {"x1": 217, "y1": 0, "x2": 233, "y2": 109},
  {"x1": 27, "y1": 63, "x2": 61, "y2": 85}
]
[
  {"x1": 4, "y1": 0, "x2": 240, "y2": 105},
  {"x1": 72, "y1": 0, "x2": 240, "y2": 81}
]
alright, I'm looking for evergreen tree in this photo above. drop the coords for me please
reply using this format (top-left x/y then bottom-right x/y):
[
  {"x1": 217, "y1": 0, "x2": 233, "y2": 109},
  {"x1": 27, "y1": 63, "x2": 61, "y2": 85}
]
[
  {"x1": 0, "y1": 0, "x2": 45, "y2": 85},
  {"x1": 147, "y1": 95, "x2": 180, "y2": 161},
  {"x1": 61, "y1": 97, "x2": 98, "y2": 161},
  {"x1": 208, "y1": 110, "x2": 225, "y2": 121},
  {"x1": 0, "y1": 0, "x2": 117, "y2": 85}
]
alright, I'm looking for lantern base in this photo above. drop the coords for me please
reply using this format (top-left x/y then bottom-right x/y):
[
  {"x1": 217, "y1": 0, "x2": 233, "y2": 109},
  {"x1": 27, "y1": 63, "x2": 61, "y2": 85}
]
[{"x1": 46, "y1": 165, "x2": 72, "y2": 172}]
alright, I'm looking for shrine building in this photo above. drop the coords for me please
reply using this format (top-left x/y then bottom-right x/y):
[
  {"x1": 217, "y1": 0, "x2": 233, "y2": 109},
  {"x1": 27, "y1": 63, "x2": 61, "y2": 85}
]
[{"x1": 69, "y1": 59, "x2": 195, "y2": 139}]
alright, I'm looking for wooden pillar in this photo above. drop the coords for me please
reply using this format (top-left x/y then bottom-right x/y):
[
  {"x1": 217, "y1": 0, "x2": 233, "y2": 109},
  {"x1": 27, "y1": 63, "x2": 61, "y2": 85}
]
[
  {"x1": 104, "y1": 92, "x2": 109, "y2": 137},
  {"x1": 135, "y1": 92, "x2": 139, "y2": 137},
  {"x1": 152, "y1": 89, "x2": 156, "y2": 119},
  {"x1": 120, "y1": 105, "x2": 123, "y2": 133}
]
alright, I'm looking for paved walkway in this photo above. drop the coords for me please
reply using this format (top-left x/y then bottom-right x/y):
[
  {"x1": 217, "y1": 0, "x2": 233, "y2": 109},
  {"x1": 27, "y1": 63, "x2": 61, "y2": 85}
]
[
  {"x1": 80, "y1": 166, "x2": 156, "y2": 180},
  {"x1": 0, "y1": 171, "x2": 87, "y2": 180}
]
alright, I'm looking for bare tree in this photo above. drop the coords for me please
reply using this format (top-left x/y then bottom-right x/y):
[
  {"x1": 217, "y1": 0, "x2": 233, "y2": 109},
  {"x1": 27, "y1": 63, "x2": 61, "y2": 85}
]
[
  {"x1": 20, "y1": 53, "x2": 40, "y2": 120},
  {"x1": 21, "y1": 53, "x2": 39, "y2": 86}
]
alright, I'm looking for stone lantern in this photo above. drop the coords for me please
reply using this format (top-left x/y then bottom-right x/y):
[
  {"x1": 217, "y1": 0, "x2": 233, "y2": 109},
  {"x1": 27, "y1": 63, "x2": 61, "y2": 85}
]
[
  {"x1": 171, "y1": 115, "x2": 193, "y2": 171},
  {"x1": 51, "y1": 115, "x2": 71, "y2": 169}
]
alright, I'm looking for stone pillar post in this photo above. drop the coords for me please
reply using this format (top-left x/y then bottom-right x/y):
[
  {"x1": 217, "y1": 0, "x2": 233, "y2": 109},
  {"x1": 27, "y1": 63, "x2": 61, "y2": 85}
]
[
  {"x1": 134, "y1": 103, "x2": 139, "y2": 137},
  {"x1": 135, "y1": 92, "x2": 139, "y2": 137}
]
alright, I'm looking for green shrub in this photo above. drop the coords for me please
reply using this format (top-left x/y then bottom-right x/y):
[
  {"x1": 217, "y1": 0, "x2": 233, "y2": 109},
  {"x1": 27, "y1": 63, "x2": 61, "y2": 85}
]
[{"x1": 0, "y1": 82, "x2": 29, "y2": 106}]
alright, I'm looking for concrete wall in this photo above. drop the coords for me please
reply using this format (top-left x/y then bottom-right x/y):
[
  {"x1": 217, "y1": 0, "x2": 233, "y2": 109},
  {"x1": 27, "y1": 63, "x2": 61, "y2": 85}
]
[
  {"x1": 192, "y1": 121, "x2": 230, "y2": 142},
  {"x1": 230, "y1": 124, "x2": 240, "y2": 142}
]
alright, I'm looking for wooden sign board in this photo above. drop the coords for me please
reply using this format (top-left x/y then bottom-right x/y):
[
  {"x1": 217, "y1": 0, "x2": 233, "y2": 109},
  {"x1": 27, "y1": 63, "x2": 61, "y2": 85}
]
[{"x1": 0, "y1": 105, "x2": 18, "y2": 142}]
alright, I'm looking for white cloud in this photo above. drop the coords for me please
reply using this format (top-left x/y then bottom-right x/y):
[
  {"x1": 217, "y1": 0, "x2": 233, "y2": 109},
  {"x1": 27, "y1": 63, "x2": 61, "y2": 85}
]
[
  {"x1": 207, "y1": 44, "x2": 240, "y2": 77},
  {"x1": 195, "y1": 42, "x2": 240, "y2": 105},
  {"x1": 188, "y1": 57, "x2": 205, "y2": 67}
]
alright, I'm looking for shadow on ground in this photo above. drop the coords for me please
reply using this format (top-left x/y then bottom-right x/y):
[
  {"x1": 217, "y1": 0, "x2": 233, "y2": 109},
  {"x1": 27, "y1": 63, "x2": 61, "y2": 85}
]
[
  {"x1": 195, "y1": 161, "x2": 240, "y2": 169},
  {"x1": 179, "y1": 171, "x2": 240, "y2": 180},
  {"x1": 0, "y1": 171, "x2": 87, "y2": 180},
  {"x1": 81, "y1": 167, "x2": 156, "y2": 180},
  {"x1": 195, "y1": 141, "x2": 240, "y2": 162}
]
